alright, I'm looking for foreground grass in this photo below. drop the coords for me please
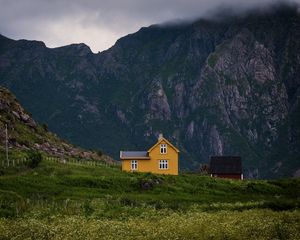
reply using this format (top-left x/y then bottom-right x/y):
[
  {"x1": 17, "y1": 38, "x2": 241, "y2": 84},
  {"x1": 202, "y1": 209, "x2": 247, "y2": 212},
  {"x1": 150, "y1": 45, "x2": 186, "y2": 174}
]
[
  {"x1": 0, "y1": 158, "x2": 299, "y2": 217},
  {"x1": 0, "y1": 157, "x2": 299, "y2": 239},
  {"x1": 0, "y1": 209, "x2": 299, "y2": 240}
]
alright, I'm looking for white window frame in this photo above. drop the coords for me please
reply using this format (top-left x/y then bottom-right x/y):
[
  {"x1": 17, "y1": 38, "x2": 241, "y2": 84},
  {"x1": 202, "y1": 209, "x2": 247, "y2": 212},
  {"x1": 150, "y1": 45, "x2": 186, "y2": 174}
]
[
  {"x1": 131, "y1": 160, "x2": 138, "y2": 170},
  {"x1": 159, "y1": 160, "x2": 168, "y2": 170},
  {"x1": 160, "y1": 144, "x2": 167, "y2": 154}
]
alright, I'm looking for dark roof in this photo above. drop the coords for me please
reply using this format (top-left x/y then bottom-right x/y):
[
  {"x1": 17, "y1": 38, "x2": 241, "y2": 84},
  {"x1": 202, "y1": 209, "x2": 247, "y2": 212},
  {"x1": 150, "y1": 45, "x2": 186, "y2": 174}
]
[
  {"x1": 209, "y1": 156, "x2": 242, "y2": 174},
  {"x1": 120, "y1": 151, "x2": 149, "y2": 159}
]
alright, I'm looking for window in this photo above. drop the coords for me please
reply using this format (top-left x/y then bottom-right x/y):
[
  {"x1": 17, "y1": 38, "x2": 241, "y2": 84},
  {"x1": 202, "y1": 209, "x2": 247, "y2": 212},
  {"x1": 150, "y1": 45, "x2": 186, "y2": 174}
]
[
  {"x1": 131, "y1": 160, "x2": 138, "y2": 170},
  {"x1": 160, "y1": 144, "x2": 167, "y2": 154},
  {"x1": 159, "y1": 160, "x2": 168, "y2": 170}
]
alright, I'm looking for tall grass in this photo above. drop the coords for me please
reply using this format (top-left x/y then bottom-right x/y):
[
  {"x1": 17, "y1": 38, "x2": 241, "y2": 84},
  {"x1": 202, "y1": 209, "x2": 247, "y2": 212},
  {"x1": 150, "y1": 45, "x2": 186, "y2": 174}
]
[
  {"x1": 0, "y1": 157, "x2": 299, "y2": 239},
  {"x1": 0, "y1": 209, "x2": 299, "y2": 240}
]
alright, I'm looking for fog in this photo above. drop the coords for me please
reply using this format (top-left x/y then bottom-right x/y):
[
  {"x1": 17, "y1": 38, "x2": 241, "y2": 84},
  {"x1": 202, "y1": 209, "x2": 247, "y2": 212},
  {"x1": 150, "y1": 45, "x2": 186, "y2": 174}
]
[{"x1": 0, "y1": 0, "x2": 299, "y2": 52}]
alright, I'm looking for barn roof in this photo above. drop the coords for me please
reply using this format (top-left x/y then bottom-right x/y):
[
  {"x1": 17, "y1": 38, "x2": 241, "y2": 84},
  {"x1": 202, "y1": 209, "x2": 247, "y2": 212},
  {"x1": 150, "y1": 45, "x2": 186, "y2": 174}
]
[
  {"x1": 209, "y1": 156, "x2": 242, "y2": 174},
  {"x1": 120, "y1": 151, "x2": 150, "y2": 159}
]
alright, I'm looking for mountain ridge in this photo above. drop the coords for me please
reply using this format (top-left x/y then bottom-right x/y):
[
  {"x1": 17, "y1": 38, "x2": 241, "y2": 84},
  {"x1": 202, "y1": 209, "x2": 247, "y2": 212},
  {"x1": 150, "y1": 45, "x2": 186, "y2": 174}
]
[{"x1": 0, "y1": 4, "x2": 299, "y2": 178}]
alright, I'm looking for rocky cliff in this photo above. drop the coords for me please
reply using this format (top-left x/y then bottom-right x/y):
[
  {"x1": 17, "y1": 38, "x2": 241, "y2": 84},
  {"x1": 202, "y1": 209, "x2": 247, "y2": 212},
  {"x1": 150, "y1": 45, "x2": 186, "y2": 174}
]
[{"x1": 0, "y1": 4, "x2": 299, "y2": 178}]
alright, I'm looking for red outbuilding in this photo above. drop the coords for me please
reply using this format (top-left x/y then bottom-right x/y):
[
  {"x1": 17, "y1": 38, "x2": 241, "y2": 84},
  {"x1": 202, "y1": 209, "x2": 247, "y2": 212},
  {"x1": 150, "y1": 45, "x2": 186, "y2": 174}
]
[{"x1": 209, "y1": 156, "x2": 243, "y2": 180}]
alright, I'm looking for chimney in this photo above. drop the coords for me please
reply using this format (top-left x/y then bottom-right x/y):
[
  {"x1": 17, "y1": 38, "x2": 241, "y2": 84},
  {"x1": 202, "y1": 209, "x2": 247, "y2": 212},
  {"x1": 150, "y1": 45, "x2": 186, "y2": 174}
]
[{"x1": 158, "y1": 133, "x2": 163, "y2": 140}]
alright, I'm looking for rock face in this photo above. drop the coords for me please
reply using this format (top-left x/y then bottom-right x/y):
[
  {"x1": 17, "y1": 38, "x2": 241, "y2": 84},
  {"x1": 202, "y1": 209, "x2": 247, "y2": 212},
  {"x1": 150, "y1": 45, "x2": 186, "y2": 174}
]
[{"x1": 0, "y1": 5, "x2": 299, "y2": 178}]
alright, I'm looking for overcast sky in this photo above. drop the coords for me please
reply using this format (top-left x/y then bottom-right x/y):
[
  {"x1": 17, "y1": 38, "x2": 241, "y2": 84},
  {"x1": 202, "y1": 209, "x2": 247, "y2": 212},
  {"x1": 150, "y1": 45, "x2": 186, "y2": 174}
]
[{"x1": 0, "y1": 0, "x2": 299, "y2": 52}]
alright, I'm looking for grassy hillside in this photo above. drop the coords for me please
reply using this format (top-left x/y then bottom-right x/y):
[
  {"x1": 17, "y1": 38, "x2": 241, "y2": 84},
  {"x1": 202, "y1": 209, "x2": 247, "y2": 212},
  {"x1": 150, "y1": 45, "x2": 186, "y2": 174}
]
[
  {"x1": 0, "y1": 158, "x2": 299, "y2": 239},
  {"x1": 0, "y1": 87, "x2": 114, "y2": 164},
  {"x1": 1, "y1": 159, "x2": 299, "y2": 214}
]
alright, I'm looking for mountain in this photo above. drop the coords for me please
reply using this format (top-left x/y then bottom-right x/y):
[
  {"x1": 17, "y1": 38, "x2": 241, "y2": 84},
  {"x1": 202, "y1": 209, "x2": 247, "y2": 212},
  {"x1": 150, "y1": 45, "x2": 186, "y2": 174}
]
[
  {"x1": 0, "y1": 87, "x2": 113, "y2": 163},
  {"x1": 0, "y1": 4, "x2": 299, "y2": 178}
]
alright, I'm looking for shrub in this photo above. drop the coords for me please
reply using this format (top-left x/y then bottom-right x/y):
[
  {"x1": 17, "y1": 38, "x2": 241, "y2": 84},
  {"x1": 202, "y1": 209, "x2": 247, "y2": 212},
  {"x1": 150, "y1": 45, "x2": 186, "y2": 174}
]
[
  {"x1": 199, "y1": 164, "x2": 209, "y2": 175},
  {"x1": 0, "y1": 190, "x2": 26, "y2": 217},
  {"x1": 138, "y1": 173, "x2": 164, "y2": 191},
  {"x1": 26, "y1": 151, "x2": 42, "y2": 168},
  {"x1": 42, "y1": 123, "x2": 48, "y2": 132},
  {"x1": 81, "y1": 200, "x2": 94, "y2": 217},
  {"x1": 96, "y1": 150, "x2": 103, "y2": 157},
  {"x1": 119, "y1": 197, "x2": 139, "y2": 207}
]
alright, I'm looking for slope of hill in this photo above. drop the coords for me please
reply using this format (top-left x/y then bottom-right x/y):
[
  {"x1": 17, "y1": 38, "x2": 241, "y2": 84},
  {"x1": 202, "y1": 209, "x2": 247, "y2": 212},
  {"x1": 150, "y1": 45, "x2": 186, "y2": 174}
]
[
  {"x1": 0, "y1": 87, "x2": 113, "y2": 163},
  {"x1": 0, "y1": 158, "x2": 299, "y2": 239},
  {"x1": 0, "y1": 4, "x2": 299, "y2": 178}
]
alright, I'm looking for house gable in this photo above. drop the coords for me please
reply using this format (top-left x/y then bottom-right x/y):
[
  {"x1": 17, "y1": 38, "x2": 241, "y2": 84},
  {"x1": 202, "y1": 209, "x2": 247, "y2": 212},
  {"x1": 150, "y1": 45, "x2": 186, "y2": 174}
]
[
  {"x1": 147, "y1": 138, "x2": 179, "y2": 175},
  {"x1": 147, "y1": 137, "x2": 180, "y2": 153}
]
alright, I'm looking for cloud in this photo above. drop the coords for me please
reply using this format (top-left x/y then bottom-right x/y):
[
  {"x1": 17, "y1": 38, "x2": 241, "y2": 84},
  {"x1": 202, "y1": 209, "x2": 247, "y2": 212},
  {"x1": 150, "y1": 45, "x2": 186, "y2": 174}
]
[{"x1": 0, "y1": 0, "x2": 299, "y2": 52}]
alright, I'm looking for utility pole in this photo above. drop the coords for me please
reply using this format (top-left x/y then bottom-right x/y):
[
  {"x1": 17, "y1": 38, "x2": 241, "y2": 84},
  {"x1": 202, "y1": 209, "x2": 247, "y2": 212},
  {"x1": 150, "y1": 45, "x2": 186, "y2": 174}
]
[{"x1": 5, "y1": 124, "x2": 9, "y2": 167}]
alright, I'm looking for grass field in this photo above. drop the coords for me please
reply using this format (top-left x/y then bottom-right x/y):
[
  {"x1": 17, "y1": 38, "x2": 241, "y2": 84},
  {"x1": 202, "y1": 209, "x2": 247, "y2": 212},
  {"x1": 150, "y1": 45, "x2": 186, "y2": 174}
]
[{"x1": 0, "y1": 156, "x2": 299, "y2": 239}]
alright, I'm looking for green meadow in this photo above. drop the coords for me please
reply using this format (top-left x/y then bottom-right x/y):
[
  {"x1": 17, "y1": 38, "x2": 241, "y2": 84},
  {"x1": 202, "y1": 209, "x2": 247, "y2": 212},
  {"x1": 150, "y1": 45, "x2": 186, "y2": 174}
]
[{"x1": 0, "y1": 157, "x2": 299, "y2": 239}]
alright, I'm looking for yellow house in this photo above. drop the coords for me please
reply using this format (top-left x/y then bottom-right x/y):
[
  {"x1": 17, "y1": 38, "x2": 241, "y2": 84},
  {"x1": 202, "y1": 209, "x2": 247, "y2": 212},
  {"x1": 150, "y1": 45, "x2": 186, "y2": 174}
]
[{"x1": 120, "y1": 134, "x2": 179, "y2": 175}]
